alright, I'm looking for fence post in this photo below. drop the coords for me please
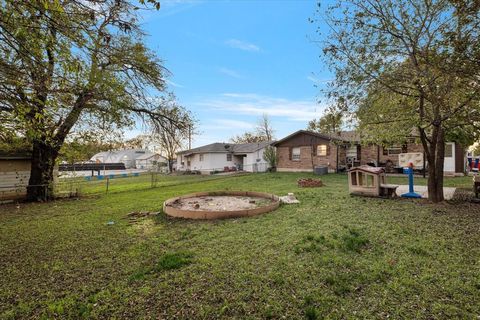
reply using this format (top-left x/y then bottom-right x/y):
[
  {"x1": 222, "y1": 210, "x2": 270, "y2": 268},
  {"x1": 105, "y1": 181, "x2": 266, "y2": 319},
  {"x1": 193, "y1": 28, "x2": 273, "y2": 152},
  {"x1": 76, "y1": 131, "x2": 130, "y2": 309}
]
[{"x1": 106, "y1": 177, "x2": 109, "y2": 193}]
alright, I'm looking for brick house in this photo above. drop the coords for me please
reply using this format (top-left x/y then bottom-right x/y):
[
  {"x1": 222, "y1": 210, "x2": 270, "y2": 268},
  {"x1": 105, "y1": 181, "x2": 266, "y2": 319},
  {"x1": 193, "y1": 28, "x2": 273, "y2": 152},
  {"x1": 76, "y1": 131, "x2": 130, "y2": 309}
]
[
  {"x1": 273, "y1": 130, "x2": 465, "y2": 174},
  {"x1": 273, "y1": 130, "x2": 345, "y2": 172}
]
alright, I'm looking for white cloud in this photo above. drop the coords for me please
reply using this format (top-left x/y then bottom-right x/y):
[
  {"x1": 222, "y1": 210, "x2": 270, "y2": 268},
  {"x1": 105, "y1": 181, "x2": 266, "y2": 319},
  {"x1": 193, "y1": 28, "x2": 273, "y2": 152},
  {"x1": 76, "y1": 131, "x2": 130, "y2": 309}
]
[
  {"x1": 166, "y1": 79, "x2": 185, "y2": 88},
  {"x1": 211, "y1": 119, "x2": 254, "y2": 130},
  {"x1": 218, "y1": 67, "x2": 244, "y2": 79},
  {"x1": 225, "y1": 39, "x2": 260, "y2": 52},
  {"x1": 307, "y1": 75, "x2": 333, "y2": 84},
  {"x1": 196, "y1": 93, "x2": 327, "y2": 122}
]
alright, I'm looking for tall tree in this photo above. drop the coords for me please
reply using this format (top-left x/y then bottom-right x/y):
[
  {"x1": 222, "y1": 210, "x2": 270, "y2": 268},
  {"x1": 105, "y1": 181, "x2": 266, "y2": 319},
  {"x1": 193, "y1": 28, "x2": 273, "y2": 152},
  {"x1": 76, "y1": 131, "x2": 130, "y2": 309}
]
[
  {"x1": 307, "y1": 108, "x2": 343, "y2": 134},
  {"x1": 256, "y1": 113, "x2": 275, "y2": 141},
  {"x1": 230, "y1": 114, "x2": 275, "y2": 143},
  {"x1": 0, "y1": 1, "x2": 189, "y2": 200},
  {"x1": 151, "y1": 95, "x2": 195, "y2": 173},
  {"x1": 319, "y1": 0, "x2": 480, "y2": 202}
]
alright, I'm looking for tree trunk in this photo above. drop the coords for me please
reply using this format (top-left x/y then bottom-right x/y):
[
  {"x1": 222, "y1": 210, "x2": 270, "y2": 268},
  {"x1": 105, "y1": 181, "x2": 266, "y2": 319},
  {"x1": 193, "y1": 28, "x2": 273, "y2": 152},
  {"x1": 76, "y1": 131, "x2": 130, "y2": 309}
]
[
  {"x1": 26, "y1": 139, "x2": 59, "y2": 201},
  {"x1": 425, "y1": 129, "x2": 445, "y2": 203}
]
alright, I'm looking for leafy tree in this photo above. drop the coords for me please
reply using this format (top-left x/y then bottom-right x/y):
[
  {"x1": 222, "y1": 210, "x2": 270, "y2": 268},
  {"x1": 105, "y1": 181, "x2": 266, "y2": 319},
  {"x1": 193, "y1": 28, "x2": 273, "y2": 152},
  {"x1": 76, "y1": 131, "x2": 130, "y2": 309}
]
[
  {"x1": 150, "y1": 95, "x2": 196, "y2": 173},
  {"x1": 0, "y1": 1, "x2": 188, "y2": 201},
  {"x1": 307, "y1": 108, "x2": 343, "y2": 134},
  {"x1": 262, "y1": 146, "x2": 277, "y2": 171},
  {"x1": 319, "y1": 0, "x2": 480, "y2": 202}
]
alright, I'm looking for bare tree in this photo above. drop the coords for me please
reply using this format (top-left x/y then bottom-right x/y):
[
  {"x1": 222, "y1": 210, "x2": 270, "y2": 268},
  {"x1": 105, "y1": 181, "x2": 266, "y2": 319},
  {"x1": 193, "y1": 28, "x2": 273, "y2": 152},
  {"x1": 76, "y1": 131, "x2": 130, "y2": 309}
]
[
  {"x1": 151, "y1": 95, "x2": 195, "y2": 173},
  {"x1": 256, "y1": 114, "x2": 275, "y2": 141},
  {"x1": 231, "y1": 114, "x2": 275, "y2": 143}
]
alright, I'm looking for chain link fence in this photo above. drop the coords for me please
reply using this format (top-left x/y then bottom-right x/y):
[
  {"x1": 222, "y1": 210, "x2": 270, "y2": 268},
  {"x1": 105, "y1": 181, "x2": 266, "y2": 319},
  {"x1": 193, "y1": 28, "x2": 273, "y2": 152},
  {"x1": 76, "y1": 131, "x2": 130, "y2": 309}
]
[{"x1": 0, "y1": 167, "x2": 257, "y2": 204}]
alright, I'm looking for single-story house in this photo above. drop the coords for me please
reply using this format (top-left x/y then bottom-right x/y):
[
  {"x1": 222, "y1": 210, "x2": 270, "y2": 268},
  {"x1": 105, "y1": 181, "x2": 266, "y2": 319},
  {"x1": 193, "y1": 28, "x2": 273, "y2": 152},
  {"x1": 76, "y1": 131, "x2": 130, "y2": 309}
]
[
  {"x1": 90, "y1": 149, "x2": 156, "y2": 169},
  {"x1": 135, "y1": 153, "x2": 166, "y2": 170},
  {"x1": 176, "y1": 141, "x2": 273, "y2": 174},
  {"x1": 273, "y1": 130, "x2": 465, "y2": 175}
]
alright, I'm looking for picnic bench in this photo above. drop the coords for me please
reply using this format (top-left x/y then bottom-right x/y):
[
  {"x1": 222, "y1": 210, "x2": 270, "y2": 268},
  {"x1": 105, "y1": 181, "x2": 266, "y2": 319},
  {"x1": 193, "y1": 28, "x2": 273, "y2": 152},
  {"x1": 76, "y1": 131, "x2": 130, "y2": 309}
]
[{"x1": 380, "y1": 184, "x2": 399, "y2": 198}]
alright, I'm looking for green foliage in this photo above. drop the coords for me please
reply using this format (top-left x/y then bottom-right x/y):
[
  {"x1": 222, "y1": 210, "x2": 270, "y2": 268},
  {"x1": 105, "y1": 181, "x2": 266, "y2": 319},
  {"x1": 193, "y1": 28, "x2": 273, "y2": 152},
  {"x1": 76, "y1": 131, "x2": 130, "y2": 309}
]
[
  {"x1": 307, "y1": 108, "x2": 343, "y2": 134},
  {"x1": 263, "y1": 146, "x2": 277, "y2": 169},
  {"x1": 0, "y1": 0, "x2": 191, "y2": 199},
  {"x1": 319, "y1": 0, "x2": 480, "y2": 201},
  {"x1": 0, "y1": 135, "x2": 31, "y2": 155},
  {"x1": 231, "y1": 131, "x2": 268, "y2": 144}
]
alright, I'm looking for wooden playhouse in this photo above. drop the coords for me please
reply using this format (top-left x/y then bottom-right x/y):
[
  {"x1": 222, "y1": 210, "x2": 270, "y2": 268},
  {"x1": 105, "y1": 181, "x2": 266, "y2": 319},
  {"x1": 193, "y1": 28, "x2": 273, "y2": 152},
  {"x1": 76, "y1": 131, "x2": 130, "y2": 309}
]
[{"x1": 348, "y1": 165, "x2": 398, "y2": 197}]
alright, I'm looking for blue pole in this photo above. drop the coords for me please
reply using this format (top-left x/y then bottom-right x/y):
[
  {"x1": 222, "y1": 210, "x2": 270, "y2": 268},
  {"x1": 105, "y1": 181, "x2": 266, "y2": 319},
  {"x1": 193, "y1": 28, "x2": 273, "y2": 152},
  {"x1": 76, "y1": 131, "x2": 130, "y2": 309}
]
[
  {"x1": 408, "y1": 167, "x2": 414, "y2": 193},
  {"x1": 401, "y1": 165, "x2": 422, "y2": 198}
]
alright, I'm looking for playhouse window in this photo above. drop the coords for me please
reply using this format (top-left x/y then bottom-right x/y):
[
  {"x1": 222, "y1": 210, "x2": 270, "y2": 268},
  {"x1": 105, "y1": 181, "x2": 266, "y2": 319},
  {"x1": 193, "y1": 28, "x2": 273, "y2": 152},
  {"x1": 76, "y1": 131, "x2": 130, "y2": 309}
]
[
  {"x1": 367, "y1": 174, "x2": 374, "y2": 187},
  {"x1": 351, "y1": 171, "x2": 376, "y2": 188},
  {"x1": 350, "y1": 172, "x2": 357, "y2": 185},
  {"x1": 317, "y1": 145, "x2": 327, "y2": 156},
  {"x1": 226, "y1": 154, "x2": 232, "y2": 161},
  {"x1": 292, "y1": 148, "x2": 301, "y2": 161},
  {"x1": 199, "y1": 154, "x2": 204, "y2": 162}
]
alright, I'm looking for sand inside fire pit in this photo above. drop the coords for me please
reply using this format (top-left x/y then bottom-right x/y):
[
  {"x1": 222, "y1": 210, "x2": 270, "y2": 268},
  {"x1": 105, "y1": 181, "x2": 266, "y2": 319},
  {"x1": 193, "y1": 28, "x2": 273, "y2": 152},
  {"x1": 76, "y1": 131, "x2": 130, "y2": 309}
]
[{"x1": 171, "y1": 196, "x2": 274, "y2": 211}]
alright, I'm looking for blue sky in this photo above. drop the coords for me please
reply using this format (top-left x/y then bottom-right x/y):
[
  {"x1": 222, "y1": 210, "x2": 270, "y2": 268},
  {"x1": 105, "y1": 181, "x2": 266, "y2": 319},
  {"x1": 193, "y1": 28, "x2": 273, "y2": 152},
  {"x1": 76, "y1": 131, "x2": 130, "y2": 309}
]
[{"x1": 139, "y1": 0, "x2": 332, "y2": 147}]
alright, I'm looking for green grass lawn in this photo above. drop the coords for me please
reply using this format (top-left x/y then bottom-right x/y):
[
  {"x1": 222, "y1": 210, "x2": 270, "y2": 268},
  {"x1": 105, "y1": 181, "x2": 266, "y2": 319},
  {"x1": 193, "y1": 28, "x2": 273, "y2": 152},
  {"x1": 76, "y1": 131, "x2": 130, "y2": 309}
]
[{"x1": 0, "y1": 173, "x2": 479, "y2": 319}]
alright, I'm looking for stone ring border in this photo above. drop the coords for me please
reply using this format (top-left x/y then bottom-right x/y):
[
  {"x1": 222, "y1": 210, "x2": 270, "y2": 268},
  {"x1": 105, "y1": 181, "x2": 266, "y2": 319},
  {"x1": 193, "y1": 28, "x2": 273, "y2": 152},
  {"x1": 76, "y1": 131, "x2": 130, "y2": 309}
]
[{"x1": 163, "y1": 191, "x2": 280, "y2": 220}]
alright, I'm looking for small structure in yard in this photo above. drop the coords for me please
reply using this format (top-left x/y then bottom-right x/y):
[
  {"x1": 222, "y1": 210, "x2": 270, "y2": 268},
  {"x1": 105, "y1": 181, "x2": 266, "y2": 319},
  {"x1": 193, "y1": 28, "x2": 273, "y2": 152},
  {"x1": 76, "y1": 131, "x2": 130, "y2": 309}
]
[
  {"x1": 348, "y1": 166, "x2": 398, "y2": 197},
  {"x1": 474, "y1": 175, "x2": 480, "y2": 198},
  {"x1": 297, "y1": 178, "x2": 323, "y2": 188},
  {"x1": 0, "y1": 152, "x2": 31, "y2": 202},
  {"x1": 163, "y1": 191, "x2": 280, "y2": 219}
]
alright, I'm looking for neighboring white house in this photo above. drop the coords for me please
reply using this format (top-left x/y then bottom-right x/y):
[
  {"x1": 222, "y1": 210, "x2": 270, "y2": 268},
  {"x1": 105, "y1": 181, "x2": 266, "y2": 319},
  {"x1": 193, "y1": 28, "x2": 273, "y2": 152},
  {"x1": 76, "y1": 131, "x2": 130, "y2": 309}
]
[
  {"x1": 90, "y1": 149, "x2": 157, "y2": 169},
  {"x1": 135, "y1": 153, "x2": 167, "y2": 170},
  {"x1": 176, "y1": 141, "x2": 273, "y2": 174}
]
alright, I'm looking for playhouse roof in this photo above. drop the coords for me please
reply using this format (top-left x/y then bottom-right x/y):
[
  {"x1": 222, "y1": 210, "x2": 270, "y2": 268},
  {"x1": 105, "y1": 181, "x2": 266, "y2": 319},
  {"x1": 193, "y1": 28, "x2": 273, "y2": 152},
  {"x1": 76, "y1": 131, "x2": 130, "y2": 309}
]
[{"x1": 348, "y1": 165, "x2": 385, "y2": 174}]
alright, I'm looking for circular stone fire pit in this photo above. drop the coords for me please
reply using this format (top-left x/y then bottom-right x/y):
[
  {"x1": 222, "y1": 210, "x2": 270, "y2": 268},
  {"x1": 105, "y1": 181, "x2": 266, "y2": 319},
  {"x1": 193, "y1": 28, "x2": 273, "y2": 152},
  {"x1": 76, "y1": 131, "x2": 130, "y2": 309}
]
[{"x1": 163, "y1": 191, "x2": 280, "y2": 220}]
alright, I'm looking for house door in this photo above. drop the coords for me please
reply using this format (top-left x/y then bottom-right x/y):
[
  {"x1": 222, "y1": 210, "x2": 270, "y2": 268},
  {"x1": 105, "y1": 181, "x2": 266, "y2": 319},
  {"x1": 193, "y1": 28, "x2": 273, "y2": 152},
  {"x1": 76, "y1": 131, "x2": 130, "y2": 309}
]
[{"x1": 444, "y1": 143, "x2": 455, "y2": 172}]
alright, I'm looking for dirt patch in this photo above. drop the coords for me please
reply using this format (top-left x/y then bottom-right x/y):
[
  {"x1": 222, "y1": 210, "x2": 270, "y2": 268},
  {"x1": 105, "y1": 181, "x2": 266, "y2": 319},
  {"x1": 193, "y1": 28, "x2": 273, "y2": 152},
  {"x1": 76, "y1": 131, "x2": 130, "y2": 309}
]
[{"x1": 171, "y1": 196, "x2": 274, "y2": 212}]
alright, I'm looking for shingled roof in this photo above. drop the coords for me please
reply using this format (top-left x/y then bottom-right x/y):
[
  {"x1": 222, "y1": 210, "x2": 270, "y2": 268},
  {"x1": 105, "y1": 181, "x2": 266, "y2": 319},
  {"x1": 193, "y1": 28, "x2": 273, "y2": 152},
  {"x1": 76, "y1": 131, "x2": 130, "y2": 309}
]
[
  {"x1": 177, "y1": 141, "x2": 273, "y2": 156},
  {"x1": 272, "y1": 130, "x2": 361, "y2": 146}
]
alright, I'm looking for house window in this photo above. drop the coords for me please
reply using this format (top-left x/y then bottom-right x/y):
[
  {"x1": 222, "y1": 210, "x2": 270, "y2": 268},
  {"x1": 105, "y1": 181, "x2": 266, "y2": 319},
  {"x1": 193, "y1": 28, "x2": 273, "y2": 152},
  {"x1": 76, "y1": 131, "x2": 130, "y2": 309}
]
[
  {"x1": 445, "y1": 144, "x2": 453, "y2": 157},
  {"x1": 292, "y1": 147, "x2": 301, "y2": 161},
  {"x1": 226, "y1": 154, "x2": 232, "y2": 161},
  {"x1": 317, "y1": 145, "x2": 327, "y2": 156},
  {"x1": 199, "y1": 154, "x2": 204, "y2": 162},
  {"x1": 187, "y1": 160, "x2": 191, "y2": 166},
  {"x1": 386, "y1": 147, "x2": 402, "y2": 155}
]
